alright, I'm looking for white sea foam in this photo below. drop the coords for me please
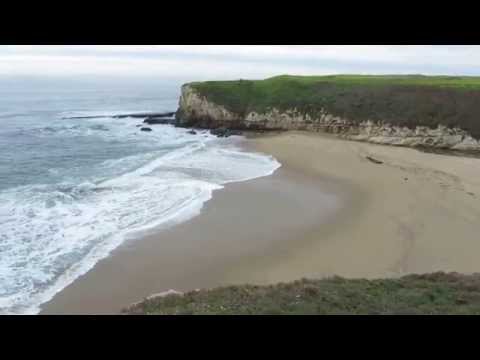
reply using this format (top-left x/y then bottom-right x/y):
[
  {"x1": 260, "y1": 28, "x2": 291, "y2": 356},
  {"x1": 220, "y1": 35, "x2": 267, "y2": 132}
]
[{"x1": 0, "y1": 125, "x2": 280, "y2": 314}]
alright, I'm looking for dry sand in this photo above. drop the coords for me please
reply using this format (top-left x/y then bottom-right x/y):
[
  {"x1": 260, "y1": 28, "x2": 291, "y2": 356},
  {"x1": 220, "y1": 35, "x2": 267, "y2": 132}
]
[
  {"x1": 41, "y1": 132, "x2": 480, "y2": 314},
  {"x1": 248, "y1": 132, "x2": 480, "y2": 281}
]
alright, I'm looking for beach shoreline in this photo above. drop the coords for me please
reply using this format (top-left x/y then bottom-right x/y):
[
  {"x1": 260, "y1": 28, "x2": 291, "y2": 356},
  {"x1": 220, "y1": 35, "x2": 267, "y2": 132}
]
[
  {"x1": 40, "y1": 133, "x2": 346, "y2": 314},
  {"x1": 40, "y1": 131, "x2": 480, "y2": 314}
]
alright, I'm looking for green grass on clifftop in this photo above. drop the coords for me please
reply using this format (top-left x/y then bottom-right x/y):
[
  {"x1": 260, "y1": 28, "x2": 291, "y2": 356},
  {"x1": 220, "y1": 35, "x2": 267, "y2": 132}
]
[
  {"x1": 189, "y1": 75, "x2": 480, "y2": 138},
  {"x1": 124, "y1": 272, "x2": 480, "y2": 315}
]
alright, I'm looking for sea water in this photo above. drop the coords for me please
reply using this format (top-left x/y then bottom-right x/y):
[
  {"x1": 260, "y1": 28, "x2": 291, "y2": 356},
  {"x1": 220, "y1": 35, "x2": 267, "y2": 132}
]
[{"x1": 0, "y1": 77, "x2": 281, "y2": 314}]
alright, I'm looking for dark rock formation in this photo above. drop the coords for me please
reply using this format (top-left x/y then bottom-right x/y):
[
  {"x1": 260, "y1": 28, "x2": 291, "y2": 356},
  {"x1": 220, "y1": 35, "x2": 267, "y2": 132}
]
[
  {"x1": 143, "y1": 117, "x2": 176, "y2": 125},
  {"x1": 62, "y1": 112, "x2": 176, "y2": 120},
  {"x1": 140, "y1": 127, "x2": 153, "y2": 132},
  {"x1": 210, "y1": 127, "x2": 243, "y2": 138},
  {"x1": 115, "y1": 112, "x2": 176, "y2": 119}
]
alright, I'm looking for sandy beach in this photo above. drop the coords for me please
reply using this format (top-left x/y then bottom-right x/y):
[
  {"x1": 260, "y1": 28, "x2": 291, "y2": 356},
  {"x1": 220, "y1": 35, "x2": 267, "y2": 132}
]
[{"x1": 41, "y1": 132, "x2": 480, "y2": 314}]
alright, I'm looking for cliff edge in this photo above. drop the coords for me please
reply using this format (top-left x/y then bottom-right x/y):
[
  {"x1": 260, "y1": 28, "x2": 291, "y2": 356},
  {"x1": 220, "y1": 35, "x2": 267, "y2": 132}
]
[
  {"x1": 123, "y1": 272, "x2": 480, "y2": 315},
  {"x1": 176, "y1": 75, "x2": 480, "y2": 151}
]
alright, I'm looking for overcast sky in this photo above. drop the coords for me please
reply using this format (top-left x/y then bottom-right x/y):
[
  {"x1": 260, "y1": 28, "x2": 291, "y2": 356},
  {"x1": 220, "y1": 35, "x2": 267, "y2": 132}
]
[{"x1": 1, "y1": 45, "x2": 479, "y2": 81}]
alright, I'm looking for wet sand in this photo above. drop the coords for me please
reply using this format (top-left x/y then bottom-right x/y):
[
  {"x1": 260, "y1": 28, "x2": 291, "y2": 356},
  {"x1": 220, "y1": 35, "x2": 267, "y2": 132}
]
[{"x1": 41, "y1": 132, "x2": 480, "y2": 314}]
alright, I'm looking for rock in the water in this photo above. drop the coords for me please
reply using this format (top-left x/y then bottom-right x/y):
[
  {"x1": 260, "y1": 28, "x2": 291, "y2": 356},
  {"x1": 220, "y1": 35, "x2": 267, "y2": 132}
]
[
  {"x1": 144, "y1": 117, "x2": 176, "y2": 125},
  {"x1": 136, "y1": 124, "x2": 143, "y2": 127},
  {"x1": 141, "y1": 127, "x2": 153, "y2": 132},
  {"x1": 188, "y1": 130, "x2": 197, "y2": 135},
  {"x1": 115, "y1": 112, "x2": 176, "y2": 119},
  {"x1": 210, "y1": 127, "x2": 228, "y2": 137},
  {"x1": 210, "y1": 127, "x2": 243, "y2": 138}
]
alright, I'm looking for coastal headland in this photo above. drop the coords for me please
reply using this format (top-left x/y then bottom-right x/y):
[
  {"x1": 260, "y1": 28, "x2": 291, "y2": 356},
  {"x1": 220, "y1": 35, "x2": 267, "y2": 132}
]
[{"x1": 176, "y1": 75, "x2": 480, "y2": 151}]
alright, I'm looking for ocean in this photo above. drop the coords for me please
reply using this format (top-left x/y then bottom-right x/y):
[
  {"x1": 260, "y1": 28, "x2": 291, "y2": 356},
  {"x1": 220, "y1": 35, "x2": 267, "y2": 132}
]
[{"x1": 0, "y1": 77, "x2": 280, "y2": 314}]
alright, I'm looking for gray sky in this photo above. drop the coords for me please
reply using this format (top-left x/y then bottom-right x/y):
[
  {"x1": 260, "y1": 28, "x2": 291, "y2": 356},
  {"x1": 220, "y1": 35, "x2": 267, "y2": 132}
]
[{"x1": 1, "y1": 45, "x2": 479, "y2": 80}]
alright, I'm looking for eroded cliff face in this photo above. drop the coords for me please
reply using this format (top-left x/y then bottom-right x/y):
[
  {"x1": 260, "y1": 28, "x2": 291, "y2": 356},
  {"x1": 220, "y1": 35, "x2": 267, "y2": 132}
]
[
  {"x1": 176, "y1": 84, "x2": 480, "y2": 151},
  {"x1": 176, "y1": 85, "x2": 245, "y2": 128}
]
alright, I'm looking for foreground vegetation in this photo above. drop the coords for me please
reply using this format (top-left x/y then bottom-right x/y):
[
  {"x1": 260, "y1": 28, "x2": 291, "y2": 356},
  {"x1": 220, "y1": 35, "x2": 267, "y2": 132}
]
[
  {"x1": 124, "y1": 272, "x2": 480, "y2": 315},
  {"x1": 189, "y1": 75, "x2": 480, "y2": 138}
]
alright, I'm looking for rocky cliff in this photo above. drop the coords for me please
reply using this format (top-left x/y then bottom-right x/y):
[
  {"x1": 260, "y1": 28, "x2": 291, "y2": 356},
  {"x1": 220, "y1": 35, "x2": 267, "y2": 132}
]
[{"x1": 176, "y1": 76, "x2": 480, "y2": 151}]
